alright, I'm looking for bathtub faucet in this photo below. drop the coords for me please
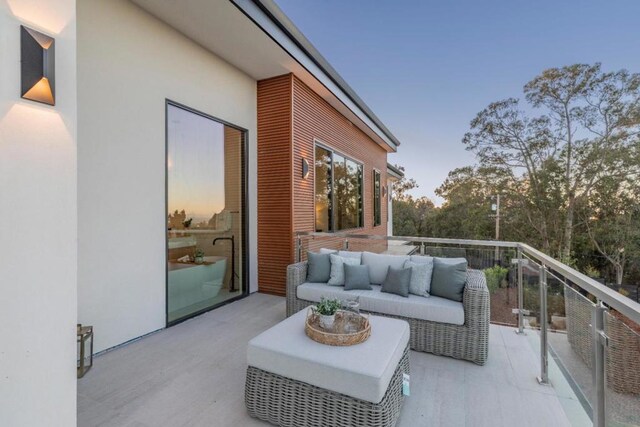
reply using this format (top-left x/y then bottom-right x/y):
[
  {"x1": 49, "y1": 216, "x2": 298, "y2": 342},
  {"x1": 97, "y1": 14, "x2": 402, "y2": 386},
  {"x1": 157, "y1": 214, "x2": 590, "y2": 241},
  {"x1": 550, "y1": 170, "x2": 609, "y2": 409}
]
[{"x1": 212, "y1": 236, "x2": 236, "y2": 292}]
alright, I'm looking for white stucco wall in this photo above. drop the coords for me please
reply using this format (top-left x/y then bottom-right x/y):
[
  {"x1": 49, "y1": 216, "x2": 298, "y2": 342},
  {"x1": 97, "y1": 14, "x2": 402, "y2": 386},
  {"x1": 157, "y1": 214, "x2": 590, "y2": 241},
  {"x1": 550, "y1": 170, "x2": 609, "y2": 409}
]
[
  {"x1": 78, "y1": 0, "x2": 258, "y2": 352},
  {"x1": 0, "y1": 1, "x2": 77, "y2": 426}
]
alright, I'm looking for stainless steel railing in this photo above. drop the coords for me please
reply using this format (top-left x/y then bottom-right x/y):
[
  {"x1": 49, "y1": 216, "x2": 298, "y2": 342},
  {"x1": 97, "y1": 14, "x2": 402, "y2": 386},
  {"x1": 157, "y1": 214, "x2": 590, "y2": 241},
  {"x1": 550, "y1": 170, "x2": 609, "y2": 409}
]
[{"x1": 295, "y1": 231, "x2": 640, "y2": 427}]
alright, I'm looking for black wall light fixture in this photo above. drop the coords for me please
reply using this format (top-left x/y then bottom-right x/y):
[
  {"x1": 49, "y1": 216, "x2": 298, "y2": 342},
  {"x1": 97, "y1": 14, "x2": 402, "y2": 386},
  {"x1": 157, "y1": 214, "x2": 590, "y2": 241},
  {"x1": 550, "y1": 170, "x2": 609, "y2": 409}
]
[
  {"x1": 21, "y1": 25, "x2": 55, "y2": 106},
  {"x1": 302, "y1": 158, "x2": 310, "y2": 179}
]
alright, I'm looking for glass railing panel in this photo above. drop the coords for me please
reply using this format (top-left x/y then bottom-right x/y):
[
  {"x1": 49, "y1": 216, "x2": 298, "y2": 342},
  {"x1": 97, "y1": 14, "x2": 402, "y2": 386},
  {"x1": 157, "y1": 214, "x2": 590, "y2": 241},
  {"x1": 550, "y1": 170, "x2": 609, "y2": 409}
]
[
  {"x1": 546, "y1": 282, "x2": 595, "y2": 426},
  {"x1": 604, "y1": 310, "x2": 640, "y2": 426}
]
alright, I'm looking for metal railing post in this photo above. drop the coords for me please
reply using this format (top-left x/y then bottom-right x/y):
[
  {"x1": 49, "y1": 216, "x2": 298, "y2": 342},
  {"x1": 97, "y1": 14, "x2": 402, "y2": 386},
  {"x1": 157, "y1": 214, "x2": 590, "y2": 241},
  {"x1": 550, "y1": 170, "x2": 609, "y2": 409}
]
[
  {"x1": 344, "y1": 238, "x2": 349, "y2": 251},
  {"x1": 420, "y1": 242, "x2": 425, "y2": 255},
  {"x1": 592, "y1": 302, "x2": 608, "y2": 427},
  {"x1": 516, "y1": 247, "x2": 526, "y2": 335},
  {"x1": 537, "y1": 265, "x2": 549, "y2": 385},
  {"x1": 296, "y1": 234, "x2": 302, "y2": 263}
]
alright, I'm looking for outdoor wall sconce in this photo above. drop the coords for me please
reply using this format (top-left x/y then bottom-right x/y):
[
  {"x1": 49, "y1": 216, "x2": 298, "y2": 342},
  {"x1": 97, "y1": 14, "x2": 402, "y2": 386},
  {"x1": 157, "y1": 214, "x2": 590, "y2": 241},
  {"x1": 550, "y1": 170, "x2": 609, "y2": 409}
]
[
  {"x1": 382, "y1": 186, "x2": 388, "y2": 198},
  {"x1": 20, "y1": 25, "x2": 55, "y2": 106},
  {"x1": 77, "y1": 324, "x2": 93, "y2": 378},
  {"x1": 302, "y1": 158, "x2": 310, "y2": 179}
]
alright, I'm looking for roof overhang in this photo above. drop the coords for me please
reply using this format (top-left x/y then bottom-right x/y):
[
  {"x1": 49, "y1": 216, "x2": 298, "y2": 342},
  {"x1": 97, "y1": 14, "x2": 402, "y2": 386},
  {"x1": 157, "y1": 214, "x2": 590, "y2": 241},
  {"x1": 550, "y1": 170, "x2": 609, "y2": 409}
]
[
  {"x1": 387, "y1": 163, "x2": 404, "y2": 181},
  {"x1": 129, "y1": 0, "x2": 399, "y2": 153}
]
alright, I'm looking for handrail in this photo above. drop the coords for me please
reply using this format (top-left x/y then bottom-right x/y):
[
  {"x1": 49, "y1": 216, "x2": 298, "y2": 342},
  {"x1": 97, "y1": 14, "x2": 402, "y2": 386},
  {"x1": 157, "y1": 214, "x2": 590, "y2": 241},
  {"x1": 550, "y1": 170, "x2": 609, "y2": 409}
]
[{"x1": 295, "y1": 231, "x2": 640, "y2": 325}]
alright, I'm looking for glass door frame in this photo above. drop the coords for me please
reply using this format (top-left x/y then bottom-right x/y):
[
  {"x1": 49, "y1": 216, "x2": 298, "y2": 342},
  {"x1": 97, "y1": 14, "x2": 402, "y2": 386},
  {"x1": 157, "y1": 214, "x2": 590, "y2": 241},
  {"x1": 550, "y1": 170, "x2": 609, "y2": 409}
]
[{"x1": 164, "y1": 99, "x2": 250, "y2": 327}]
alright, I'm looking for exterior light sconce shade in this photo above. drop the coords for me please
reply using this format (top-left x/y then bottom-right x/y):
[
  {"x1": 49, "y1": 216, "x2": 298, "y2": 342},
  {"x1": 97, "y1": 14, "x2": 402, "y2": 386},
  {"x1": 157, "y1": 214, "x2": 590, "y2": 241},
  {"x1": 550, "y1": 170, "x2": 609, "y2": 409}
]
[
  {"x1": 302, "y1": 158, "x2": 310, "y2": 179},
  {"x1": 382, "y1": 186, "x2": 388, "y2": 198},
  {"x1": 21, "y1": 26, "x2": 55, "y2": 106}
]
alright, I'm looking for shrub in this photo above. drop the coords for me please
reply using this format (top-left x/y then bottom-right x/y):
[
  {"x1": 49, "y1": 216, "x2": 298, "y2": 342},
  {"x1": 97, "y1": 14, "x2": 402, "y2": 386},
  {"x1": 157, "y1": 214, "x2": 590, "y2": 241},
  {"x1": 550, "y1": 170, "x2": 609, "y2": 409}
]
[{"x1": 484, "y1": 265, "x2": 509, "y2": 294}]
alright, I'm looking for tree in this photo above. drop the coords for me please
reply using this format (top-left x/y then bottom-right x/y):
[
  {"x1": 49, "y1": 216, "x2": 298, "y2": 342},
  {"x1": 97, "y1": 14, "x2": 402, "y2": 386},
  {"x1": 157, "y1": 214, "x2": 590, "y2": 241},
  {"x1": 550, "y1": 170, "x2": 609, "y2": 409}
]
[
  {"x1": 390, "y1": 165, "x2": 418, "y2": 202},
  {"x1": 582, "y1": 174, "x2": 640, "y2": 284},
  {"x1": 464, "y1": 64, "x2": 640, "y2": 259}
]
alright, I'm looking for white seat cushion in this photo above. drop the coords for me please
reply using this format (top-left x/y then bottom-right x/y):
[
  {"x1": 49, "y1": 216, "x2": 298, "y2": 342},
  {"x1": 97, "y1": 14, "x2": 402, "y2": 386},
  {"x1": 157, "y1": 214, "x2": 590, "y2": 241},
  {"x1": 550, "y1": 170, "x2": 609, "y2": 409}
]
[
  {"x1": 361, "y1": 252, "x2": 409, "y2": 284},
  {"x1": 298, "y1": 283, "x2": 465, "y2": 326},
  {"x1": 247, "y1": 309, "x2": 410, "y2": 404}
]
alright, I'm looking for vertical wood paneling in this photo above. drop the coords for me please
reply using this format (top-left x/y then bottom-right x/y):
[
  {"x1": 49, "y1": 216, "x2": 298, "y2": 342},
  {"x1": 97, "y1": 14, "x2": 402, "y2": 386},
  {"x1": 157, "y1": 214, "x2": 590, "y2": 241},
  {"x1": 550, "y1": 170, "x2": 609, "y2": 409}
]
[
  {"x1": 257, "y1": 74, "x2": 389, "y2": 296},
  {"x1": 257, "y1": 75, "x2": 293, "y2": 295},
  {"x1": 292, "y1": 76, "x2": 389, "y2": 239}
]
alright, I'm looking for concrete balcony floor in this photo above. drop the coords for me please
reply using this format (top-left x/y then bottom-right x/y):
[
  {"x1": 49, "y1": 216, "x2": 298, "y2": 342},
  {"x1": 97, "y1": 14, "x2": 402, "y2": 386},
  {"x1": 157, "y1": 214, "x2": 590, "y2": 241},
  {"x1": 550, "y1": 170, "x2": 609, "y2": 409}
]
[{"x1": 78, "y1": 293, "x2": 587, "y2": 427}]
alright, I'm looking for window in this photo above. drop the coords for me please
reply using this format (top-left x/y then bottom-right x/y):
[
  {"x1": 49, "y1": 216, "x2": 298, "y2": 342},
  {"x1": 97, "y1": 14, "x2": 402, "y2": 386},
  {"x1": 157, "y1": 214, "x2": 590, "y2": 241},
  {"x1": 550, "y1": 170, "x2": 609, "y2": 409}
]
[
  {"x1": 373, "y1": 170, "x2": 381, "y2": 226},
  {"x1": 314, "y1": 144, "x2": 363, "y2": 231}
]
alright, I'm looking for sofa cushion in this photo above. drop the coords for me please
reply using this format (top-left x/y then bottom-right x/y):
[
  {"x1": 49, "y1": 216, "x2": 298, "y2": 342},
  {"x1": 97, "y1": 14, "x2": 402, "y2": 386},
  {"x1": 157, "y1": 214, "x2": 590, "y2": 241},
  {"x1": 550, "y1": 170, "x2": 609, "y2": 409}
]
[
  {"x1": 306, "y1": 251, "x2": 331, "y2": 283},
  {"x1": 344, "y1": 264, "x2": 372, "y2": 290},
  {"x1": 247, "y1": 309, "x2": 410, "y2": 403},
  {"x1": 381, "y1": 267, "x2": 411, "y2": 297},
  {"x1": 362, "y1": 252, "x2": 410, "y2": 285},
  {"x1": 327, "y1": 254, "x2": 360, "y2": 286},
  {"x1": 404, "y1": 260, "x2": 433, "y2": 297},
  {"x1": 297, "y1": 282, "x2": 464, "y2": 325},
  {"x1": 431, "y1": 257, "x2": 468, "y2": 302},
  {"x1": 319, "y1": 248, "x2": 338, "y2": 254},
  {"x1": 338, "y1": 250, "x2": 363, "y2": 262}
]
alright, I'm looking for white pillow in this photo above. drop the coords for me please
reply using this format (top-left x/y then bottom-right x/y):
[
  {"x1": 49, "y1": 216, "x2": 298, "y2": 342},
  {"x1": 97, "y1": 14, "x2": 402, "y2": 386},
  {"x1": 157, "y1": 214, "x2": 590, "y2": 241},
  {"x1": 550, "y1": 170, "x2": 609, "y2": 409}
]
[
  {"x1": 328, "y1": 254, "x2": 360, "y2": 286},
  {"x1": 338, "y1": 251, "x2": 363, "y2": 263},
  {"x1": 404, "y1": 260, "x2": 433, "y2": 297},
  {"x1": 319, "y1": 248, "x2": 338, "y2": 254}
]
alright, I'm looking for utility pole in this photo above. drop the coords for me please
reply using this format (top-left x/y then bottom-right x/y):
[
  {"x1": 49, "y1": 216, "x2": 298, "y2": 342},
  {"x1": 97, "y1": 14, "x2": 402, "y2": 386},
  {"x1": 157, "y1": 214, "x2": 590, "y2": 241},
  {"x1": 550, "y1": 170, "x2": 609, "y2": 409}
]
[{"x1": 492, "y1": 195, "x2": 501, "y2": 264}]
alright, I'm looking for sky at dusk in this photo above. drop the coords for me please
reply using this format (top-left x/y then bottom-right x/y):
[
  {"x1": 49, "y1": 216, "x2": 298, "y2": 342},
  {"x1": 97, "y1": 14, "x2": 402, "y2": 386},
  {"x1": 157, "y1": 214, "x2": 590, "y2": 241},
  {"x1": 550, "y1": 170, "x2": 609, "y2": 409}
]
[{"x1": 274, "y1": 0, "x2": 640, "y2": 204}]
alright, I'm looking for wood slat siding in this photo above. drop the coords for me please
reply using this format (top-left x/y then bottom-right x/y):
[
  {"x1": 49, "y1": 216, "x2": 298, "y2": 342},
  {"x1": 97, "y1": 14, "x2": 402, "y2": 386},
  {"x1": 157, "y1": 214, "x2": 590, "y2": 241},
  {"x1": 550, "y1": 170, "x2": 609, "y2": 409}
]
[
  {"x1": 257, "y1": 75, "x2": 293, "y2": 295},
  {"x1": 257, "y1": 74, "x2": 389, "y2": 295}
]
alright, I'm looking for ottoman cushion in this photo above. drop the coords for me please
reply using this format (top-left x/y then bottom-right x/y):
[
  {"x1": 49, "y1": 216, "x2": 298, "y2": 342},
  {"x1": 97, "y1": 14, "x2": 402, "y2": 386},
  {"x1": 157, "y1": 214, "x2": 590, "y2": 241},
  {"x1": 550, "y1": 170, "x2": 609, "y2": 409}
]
[{"x1": 247, "y1": 309, "x2": 410, "y2": 404}]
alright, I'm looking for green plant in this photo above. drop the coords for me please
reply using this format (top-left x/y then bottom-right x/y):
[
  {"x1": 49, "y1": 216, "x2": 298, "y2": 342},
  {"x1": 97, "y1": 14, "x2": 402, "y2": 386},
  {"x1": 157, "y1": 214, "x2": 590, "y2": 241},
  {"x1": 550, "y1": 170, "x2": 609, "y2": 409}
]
[
  {"x1": 315, "y1": 298, "x2": 342, "y2": 316},
  {"x1": 583, "y1": 265, "x2": 601, "y2": 279},
  {"x1": 484, "y1": 265, "x2": 509, "y2": 294},
  {"x1": 194, "y1": 248, "x2": 205, "y2": 258}
]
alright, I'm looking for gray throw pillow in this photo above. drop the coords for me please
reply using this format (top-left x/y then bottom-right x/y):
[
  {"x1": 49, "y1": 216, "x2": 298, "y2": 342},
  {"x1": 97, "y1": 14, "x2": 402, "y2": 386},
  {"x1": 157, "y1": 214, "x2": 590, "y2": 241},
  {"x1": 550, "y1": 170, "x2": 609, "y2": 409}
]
[
  {"x1": 381, "y1": 267, "x2": 412, "y2": 297},
  {"x1": 430, "y1": 257, "x2": 468, "y2": 302},
  {"x1": 306, "y1": 251, "x2": 331, "y2": 282},
  {"x1": 344, "y1": 264, "x2": 372, "y2": 290},
  {"x1": 328, "y1": 254, "x2": 360, "y2": 286},
  {"x1": 404, "y1": 260, "x2": 432, "y2": 297}
]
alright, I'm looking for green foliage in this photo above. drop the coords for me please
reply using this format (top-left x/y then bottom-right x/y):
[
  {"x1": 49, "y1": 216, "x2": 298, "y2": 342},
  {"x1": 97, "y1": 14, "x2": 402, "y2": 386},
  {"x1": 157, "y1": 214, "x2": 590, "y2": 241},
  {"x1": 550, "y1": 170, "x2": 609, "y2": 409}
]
[
  {"x1": 315, "y1": 298, "x2": 342, "y2": 316},
  {"x1": 194, "y1": 248, "x2": 205, "y2": 258},
  {"x1": 484, "y1": 266, "x2": 509, "y2": 294}
]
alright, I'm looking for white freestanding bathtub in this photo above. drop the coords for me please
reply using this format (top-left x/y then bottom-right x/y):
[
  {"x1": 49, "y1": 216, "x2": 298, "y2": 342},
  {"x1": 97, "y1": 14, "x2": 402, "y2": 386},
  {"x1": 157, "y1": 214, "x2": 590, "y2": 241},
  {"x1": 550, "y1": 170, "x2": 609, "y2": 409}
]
[{"x1": 168, "y1": 256, "x2": 228, "y2": 313}]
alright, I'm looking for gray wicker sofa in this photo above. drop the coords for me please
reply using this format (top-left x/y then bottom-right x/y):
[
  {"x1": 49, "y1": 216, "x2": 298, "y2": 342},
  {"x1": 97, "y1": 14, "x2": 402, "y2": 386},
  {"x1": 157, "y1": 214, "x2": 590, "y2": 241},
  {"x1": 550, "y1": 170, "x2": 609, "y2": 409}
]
[{"x1": 286, "y1": 255, "x2": 490, "y2": 365}]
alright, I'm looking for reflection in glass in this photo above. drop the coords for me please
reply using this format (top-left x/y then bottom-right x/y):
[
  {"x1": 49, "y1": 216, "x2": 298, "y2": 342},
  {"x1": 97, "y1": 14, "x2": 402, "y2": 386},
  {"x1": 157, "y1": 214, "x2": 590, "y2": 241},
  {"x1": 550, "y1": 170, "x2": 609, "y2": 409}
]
[
  {"x1": 167, "y1": 104, "x2": 244, "y2": 324},
  {"x1": 373, "y1": 170, "x2": 381, "y2": 226},
  {"x1": 315, "y1": 146, "x2": 332, "y2": 232},
  {"x1": 314, "y1": 145, "x2": 363, "y2": 231}
]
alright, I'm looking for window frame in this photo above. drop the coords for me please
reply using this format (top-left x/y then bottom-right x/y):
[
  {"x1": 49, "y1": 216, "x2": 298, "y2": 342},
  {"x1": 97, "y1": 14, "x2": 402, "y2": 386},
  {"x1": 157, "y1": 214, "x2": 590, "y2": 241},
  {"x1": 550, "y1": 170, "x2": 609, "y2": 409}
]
[{"x1": 313, "y1": 140, "x2": 364, "y2": 232}]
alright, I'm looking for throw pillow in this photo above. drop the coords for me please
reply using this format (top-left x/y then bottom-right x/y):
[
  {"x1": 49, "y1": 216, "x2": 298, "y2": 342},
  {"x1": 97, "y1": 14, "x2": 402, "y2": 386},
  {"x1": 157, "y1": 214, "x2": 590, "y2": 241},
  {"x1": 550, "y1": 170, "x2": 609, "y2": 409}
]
[
  {"x1": 430, "y1": 257, "x2": 468, "y2": 302},
  {"x1": 344, "y1": 264, "x2": 372, "y2": 290},
  {"x1": 404, "y1": 260, "x2": 433, "y2": 297},
  {"x1": 328, "y1": 254, "x2": 360, "y2": 286},
  {"x1": 306, "y1": 251, "x2": 331, "y2": 283},
  {"x1": 381, "y1": 267, "x2": 412, "y2": 297},
  {"x1": 361, "y1": 251, "x2": 409, "y2": 284}
]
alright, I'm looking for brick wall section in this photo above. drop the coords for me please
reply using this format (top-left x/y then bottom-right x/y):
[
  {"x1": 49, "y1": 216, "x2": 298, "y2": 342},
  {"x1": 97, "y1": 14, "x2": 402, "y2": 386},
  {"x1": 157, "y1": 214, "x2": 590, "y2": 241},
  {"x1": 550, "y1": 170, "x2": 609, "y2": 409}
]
[
  {"x1": 257, "y1": 73, "x2": 389, "y2": 295},
  {"x1": 257, "y1": 75, "x2": 293, "y2": 295}
]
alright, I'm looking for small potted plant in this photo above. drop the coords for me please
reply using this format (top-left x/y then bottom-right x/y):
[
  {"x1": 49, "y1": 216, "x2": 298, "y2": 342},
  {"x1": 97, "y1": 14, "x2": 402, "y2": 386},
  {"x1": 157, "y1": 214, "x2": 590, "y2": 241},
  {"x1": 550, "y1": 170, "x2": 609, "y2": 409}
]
[
  {"x1": 194, "y1": 248, "x2": 205, "y2": 264},
  {"x1": 314, "y1": 297, "x2": 342, "y2": 329}
]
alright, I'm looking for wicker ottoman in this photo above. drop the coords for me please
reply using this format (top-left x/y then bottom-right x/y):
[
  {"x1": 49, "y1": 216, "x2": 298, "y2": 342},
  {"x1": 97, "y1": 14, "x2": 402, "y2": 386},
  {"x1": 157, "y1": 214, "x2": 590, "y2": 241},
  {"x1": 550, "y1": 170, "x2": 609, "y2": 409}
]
[{"x1": 245, "y1": 310, "x2": 410, "y2": 427}]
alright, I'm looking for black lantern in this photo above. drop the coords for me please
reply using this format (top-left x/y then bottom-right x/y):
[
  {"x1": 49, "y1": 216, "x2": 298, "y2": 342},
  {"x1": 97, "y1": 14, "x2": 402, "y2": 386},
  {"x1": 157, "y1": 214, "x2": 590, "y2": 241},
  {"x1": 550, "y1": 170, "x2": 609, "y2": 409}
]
[{"x1": 77, "y1": 324, "x2": 93, "y2": 378}]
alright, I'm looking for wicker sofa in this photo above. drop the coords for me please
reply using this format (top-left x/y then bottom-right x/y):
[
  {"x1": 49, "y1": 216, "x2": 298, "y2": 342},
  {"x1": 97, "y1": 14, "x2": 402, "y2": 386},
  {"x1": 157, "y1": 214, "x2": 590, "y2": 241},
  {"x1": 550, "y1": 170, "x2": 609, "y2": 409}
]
[{"x1": 286, "y1": 254, "x2": 490, "y2": 365}]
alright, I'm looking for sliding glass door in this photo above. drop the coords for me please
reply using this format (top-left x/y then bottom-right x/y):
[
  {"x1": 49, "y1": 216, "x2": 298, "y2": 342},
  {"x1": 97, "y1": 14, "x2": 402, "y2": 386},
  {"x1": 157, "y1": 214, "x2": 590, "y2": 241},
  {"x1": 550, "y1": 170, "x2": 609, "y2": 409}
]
[{"x1": 166, "y1": 102, "x2": 246, "y2": 324}]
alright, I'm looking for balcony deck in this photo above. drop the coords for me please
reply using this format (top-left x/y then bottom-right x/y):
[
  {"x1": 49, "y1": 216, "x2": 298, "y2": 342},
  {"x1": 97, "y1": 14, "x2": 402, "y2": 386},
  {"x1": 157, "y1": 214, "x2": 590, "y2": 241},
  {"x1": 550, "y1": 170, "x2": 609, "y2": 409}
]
[{"x1": 78, "y1": 293, "x2": 587, "y2": 427}]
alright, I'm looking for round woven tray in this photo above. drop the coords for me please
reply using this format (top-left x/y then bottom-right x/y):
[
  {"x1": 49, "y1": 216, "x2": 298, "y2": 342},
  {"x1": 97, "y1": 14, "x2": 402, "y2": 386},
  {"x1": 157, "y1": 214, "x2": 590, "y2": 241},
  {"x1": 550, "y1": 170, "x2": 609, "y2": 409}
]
[{"x1": 305, "y1": 308, "x2": 371, "y2": 346}]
